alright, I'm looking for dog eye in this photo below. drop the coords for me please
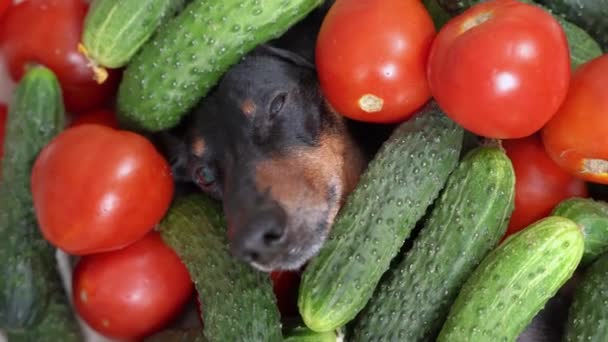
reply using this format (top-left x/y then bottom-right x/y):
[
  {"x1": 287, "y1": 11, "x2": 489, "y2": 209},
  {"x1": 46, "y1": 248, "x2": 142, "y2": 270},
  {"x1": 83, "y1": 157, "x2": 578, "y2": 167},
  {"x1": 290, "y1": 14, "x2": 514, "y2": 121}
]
[
  {"x1": 194, "y1": 165, "x2": 216, "y2": 187},
  {"x1": 269, "y1": 92, "x2": 287, "y2": 117}
]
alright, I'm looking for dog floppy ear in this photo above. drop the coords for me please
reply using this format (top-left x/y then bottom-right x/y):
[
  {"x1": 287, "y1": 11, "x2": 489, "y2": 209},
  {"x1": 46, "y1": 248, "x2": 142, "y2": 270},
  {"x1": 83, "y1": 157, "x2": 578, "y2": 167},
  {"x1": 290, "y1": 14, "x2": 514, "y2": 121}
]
[
  {"x1": 255, "y1": 44, "x2": 316, "y2": 70},
  {"x1": 150, "y1": 130, "x2": 191, "y2": 183}
]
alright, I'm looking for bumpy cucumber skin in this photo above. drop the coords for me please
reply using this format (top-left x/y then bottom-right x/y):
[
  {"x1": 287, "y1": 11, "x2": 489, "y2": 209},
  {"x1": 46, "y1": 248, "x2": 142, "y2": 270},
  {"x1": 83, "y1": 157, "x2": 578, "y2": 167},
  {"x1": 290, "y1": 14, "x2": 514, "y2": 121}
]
[
  {"x1": 82, "y1": 0, "x2": 187, "y2": 68},
  {"x1": 437, "y1": 216, "x2": 584, "y2": 342},
  {"x1": 159, "y1": 194, "x2": 283, "y2": 342},
  {"x1": 0, "y1": 67, "x2": 69, "y2": 330},
  {"x1": 352, "y1": 146, "x2": 516, "y2": 342},
  {"x1": 298, "y1": 102, "x2": 464, "y2": 333},
  {"x1": 564, "y1": 252, "x2": 608, "y2": 342},
  {"x1": 117, "y1": 0, "x2": 323, "y2": 132},
  {"x1": 146, "y1": 328, "x2": 208, "y2": 342},
  {"x1": 537, "y1": 0, "x2": 608, "y2": 51},
  {"x1": 284, "y1": 326, "x2": 337, "y2": 342},
  {"x1": 553, "y1": 198, "x2": 608, "y2": 266}
]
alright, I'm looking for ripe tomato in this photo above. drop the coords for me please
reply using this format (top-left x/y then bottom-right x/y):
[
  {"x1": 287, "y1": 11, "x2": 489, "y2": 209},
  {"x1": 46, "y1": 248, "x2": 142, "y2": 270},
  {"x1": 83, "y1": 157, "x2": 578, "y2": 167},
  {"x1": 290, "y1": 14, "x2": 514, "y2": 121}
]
[
  {"x1": 271, "y1": 271, "x2": 301, "y2": 318},
  {"x1": 315, "y1": 0, "x2": 436, "y2": 123},
  {"x1": 502, "y1": 135, "x2": 588, "y2": 238},
  {"x1": 427, "y1": 0, "x2": 570, "y2": 139},
  {"x1": 0, "y1": 0, "x2": 10, "y2": 19},
  {"x1": 0, "y1": 0, "x2": 120, "y2": 113},
  {"x1": 73, "y1": 232, "x2": 194, "y2": 339},
  {"x1": 541, "y1": 54, "x2": 608, "y2": 184},
  {"x1": 70, "y1": 109, "x2": 119, "y2": 129},
  {"x1": 31, "y1": 125, "x2": 174, "y2": 255}
]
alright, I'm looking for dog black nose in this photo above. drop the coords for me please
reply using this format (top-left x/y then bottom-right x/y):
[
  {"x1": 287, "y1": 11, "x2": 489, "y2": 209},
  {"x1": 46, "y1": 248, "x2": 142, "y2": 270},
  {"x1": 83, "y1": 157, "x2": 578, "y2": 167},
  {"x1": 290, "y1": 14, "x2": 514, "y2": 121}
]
[{"x1": 230, "y1": 206, "x2": 288, "y2": 265}]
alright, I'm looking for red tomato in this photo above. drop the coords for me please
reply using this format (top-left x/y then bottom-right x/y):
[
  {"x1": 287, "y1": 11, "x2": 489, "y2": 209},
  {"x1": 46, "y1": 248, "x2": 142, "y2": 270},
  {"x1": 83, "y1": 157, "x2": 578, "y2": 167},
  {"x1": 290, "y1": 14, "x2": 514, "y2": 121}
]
[
  {"x1": 73, "y1": 232, "x2": 193, "y2": 339},
  {"x1": 270, "y1": 271, "x2": 301, "y2": 318},
  {"x1": 31, "y1": 125, "x2": 174, "y2": 255},
  {"x1": 0, "y1": 0, "x2": 120, "y2": 113},
  {"x1": 427, "y1": 0, "x2": 570, "y2": 139},
  {"x1": 541, "y1": 54, "x2": 608, "y2": 184},
  {"x1": 0, "y1": 0, "x2": 10, "y2": 19},
  {"x1": 503, "y1": 135, "x2": 588, "y2": 237},
  {"x1": 315, "y1": 0, "x2": 436, "y2": 123},
  {"x1": 70, "y1": 109, "x2": 119, "y2": 129}
]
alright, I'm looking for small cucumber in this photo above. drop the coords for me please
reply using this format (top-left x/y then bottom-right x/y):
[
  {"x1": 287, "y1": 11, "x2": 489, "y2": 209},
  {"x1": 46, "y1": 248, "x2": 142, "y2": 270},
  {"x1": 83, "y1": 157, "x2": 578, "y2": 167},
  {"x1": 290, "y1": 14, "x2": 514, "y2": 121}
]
[
  {"x1": 552, "y1": 198, "x2": 608, "y2": 266},
  {"x1": 284, "y1": 326, "x2": 337, "y2": 342},
  {"x1": 117, "y1": 0, "x2": 323, "y2": 132},
  {"x1": 351, "y1": 146, "x2": 515, "y2": 341},
  {"x1": 159, "y1": 194, "x2": 283, "y2": 342},
  {"x1": 0, "y1": 67, "x2": 71, "y2": 331},
  {"x1": 298, "y1": 102, "x2": 464, "y2": 332},
  {"x1": 80, "y1": 0, "x2": 187, "y2": 82},
  {"x1": 563, "y1": 252, "x2": 608, "y2": 342},
  {"x1": 437, "y1": 216, "x2": 584, "y2": 342},
  {"x1": 146, "y1": 328, "x2": 207, "y2": 342}
]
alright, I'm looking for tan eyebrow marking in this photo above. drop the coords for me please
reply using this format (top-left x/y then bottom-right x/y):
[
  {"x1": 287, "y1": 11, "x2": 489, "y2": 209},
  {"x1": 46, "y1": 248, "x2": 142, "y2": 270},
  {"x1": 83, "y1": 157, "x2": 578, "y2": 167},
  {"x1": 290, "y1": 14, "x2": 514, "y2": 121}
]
[
  {"x1": 241, "y1": 98, "x2": 257, "y2": 116},
  {"x1": 192, "y1": 137, "x2": 206, "y2": 158}
]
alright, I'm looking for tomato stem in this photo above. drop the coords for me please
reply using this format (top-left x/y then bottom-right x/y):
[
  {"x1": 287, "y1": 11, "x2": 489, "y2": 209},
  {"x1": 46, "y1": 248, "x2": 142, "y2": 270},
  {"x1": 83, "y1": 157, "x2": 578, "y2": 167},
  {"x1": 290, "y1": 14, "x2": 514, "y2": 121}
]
[{"x1": 78, "y1": 43, "x2": 108, "y2": 84}]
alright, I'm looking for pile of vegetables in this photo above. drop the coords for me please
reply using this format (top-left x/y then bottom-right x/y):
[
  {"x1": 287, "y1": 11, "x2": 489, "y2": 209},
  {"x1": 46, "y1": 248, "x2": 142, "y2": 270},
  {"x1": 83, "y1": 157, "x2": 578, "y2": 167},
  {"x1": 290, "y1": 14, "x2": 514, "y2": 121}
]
[{"x1": 0, "y1": 0, "x2": 607, "y2": 341}]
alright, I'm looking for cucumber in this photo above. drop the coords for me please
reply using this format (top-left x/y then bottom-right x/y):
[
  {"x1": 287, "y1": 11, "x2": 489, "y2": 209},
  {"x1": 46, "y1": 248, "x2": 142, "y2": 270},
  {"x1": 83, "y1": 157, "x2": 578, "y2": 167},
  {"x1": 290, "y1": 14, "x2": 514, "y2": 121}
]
[
  {"x1": 80, "y1": 0, "x2": 188, "y2": 82},
  {"x1": 0, "y1": 67, "x2": 69, "y2": 330},
  {"x1": 284, "y1": 326, "x2": 337, "y2": 342},
  {"x1": 436, "y1": 0, "x2": 602, "y2": 70},
  {"x1": 117, "y1": 0, "x2": 323, "y2": 132},
  {"x1": 351, "y1": 146, "x2": 516, "y2": 342},
  {"x1": 537, "y1": 0, "x2": 608, "y2": 51},
  {"x1": 146, "y1": 328, "x2": 207, "y2": 342},
  {"x1": 159, "y1": 194, "x2": 283, "y2": 342},
  {"x1": 298, "y1": 102, "x2": 464, "y2": 332},
  {"x1": 437, "y1": 216, "x2": 584, "y2": 342},
  {"x1": 552, "y1": 198, "x2": 608, "y2": 266},
  {"x1": 422, "y1": 0, "x2": 451, "y2": 30},
  {"x1": 563, "y1": 252, "x2": 608, "y2": 342}
]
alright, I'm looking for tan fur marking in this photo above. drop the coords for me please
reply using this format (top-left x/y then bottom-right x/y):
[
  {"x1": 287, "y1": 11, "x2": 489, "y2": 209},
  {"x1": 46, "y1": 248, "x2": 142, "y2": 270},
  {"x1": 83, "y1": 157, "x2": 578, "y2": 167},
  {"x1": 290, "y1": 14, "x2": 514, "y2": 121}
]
[
  {"x1": 241, "y1": 98, "x2": 257, "y2": 116},
  {"x1": 192, "y1": 137, "x2": 206, "y2": 158}
]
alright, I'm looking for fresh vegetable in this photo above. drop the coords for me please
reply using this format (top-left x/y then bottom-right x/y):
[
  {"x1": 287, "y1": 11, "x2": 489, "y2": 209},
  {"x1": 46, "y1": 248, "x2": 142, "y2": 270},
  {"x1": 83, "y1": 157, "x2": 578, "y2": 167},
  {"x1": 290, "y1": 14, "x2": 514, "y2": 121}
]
[
  {"x1": 503, "y1": 135, "x2": 588, "y2": 237},
  {"x1": 0, "y1": 66, "x2": 67, "y2": 331},
  {"x1": 422, "y1": 0, "x2": 452, "y2": 30},
  {"x1": 31, "y1": 124, "x2": 174, "y2": 255},
  {"x1": 564, "y1": 252, "x2": 608, "y2": 342},
  {"x1": 437, "y1": 216, "x2": 584, "y2": 341},
  {"x1": 0, "y1": 103, "x2": 6, "y2": 167},
  {"x1": 146, "y1": 328, "x2": 207, "y2": 342},
  {"x1": 298, "y1": 102, "x2": 464, "y2": 332},
  {"x1": 0, "y1": 0, "x2": 120, "y2": 113},
  {"x1": 553, "y1": 198, "x2": 608, "y2": 266},
  {"x1": 541, "y1": 54, "x2": 608, "y2": 184},
  {"x1": 117, "y1": 0, "x2": 323, "y2": 132},
  {"x1": 69, "y1": 109, "x2": 119, "y2": 128},
  {"x1": 284, "y1": 326, "x2": 337, "y2": 342},
  {"x1": 271, "y1": 271, "x2": 301, "y2": 318},
  {"x1": 315, "y1": 0, "x2": 436, "y2": 123},
  {"x1": 80, "y1": 0, "x2": 187, "y2": 81},
  {"x1": 537, "y1": 0, "x2": 608, "y2": 51},
  {"x1": 352, "y1": 146, "x2": 515, "y2": 341},
  {"x1": 427, "y1": 0, "x2": 571, "y2": 139},
  {"x1": 73, "y1": 231, "x2": 193, "y2": 339},
  {"x1": 159, "y1": 194, "x2": 283, "y2": 342},
  {"x1": 0, "y1": 0, "x2": 10, "y2": 19}
]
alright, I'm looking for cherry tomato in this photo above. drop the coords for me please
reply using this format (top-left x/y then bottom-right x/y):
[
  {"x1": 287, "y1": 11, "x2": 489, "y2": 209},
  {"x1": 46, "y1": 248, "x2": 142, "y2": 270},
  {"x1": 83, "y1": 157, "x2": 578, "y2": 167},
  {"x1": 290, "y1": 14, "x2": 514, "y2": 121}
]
[
  {"x1": 70, "y1": 109, "x2": 119, "y2": 129},
  {"x1": 0, "y1": 0, "x2": 120, "y2": 113},
  {"x1": 541, "y1": 54, "x2": 608, "y2": 184},
  {"x1": 31, "y1": 125, "x2": 174, "y2": 255},
  {"x1": 503, "y1": 135, "x2": 588, "y2": 238},
  {"x1": 315, "y1": 0, "x2": 436, "y2": 123},
  {"x1": 73, "y1": 232, "x2": 194, "y2": 339},
  {"x1": 270, "y1": 271, "x2": 301, "y2": 318},
  {"x1": 427, "y1": 0, "x2": 570, "y2": 139}
]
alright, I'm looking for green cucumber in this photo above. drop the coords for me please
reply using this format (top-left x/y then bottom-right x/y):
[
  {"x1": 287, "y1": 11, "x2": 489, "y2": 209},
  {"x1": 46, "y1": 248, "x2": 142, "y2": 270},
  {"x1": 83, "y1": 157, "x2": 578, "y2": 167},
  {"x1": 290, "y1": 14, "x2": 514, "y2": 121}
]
[
  {"x1": 284, "y1": 326, "x2": 337, "y2": 342},
  {"x1": 159, "y1": 194, "x2": 283, "y2": 342},
  {"x1": 0, "y1": 67, "x2": 71, "y2": 331},
  {"x1": 298, "y1": 102, "x2": 464, "y2": 332},
  {"x1": 437, "y1": 216, "x2": 584, "y2": 342},
  {"x1": 436, "y1": 0, "x2": 602, "y2": 70},
  {"x1": 80, "y1": 0, "x2": 187, "y2": 82},
  {"x1": 537, "y1": 0, "x2": 608, "y2": 51},
  {"x1": 117, "y1": 0, "x2": 323, "y2": 132},
  {"x1": 146, "y1": 328, "x2": 207, "y2": 342},
  {"x1": 422, "y1": 0, "x2": 452, "y2": 30},
  {"x1": 563, "y1": 252, "x2": 608, "y2": 342},
  {"x1": 552, "y1": 198, "x2": 608, "y2": 266},
  {"x1": 351, "y1": 146, "x2": 515, "y2": 342}
]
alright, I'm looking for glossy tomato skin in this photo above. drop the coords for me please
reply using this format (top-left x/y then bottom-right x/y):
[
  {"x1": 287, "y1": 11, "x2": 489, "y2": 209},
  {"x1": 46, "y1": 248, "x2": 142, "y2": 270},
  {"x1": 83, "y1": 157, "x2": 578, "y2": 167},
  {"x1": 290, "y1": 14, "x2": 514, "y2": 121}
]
[
  {"x1": 427, "y1": 0, "x2": 570, "y2": 139},
  {"x1": 73, "y1": 232, "x2": 194, "y2": 339},
  {"x1": 541, "y1": 54, "x2": 608, "y2": 184},
  {"x1": 0, "y1": 0, "x2": 120, "y2": 113},
  {"x1": 31, "y1": 125, "x2": 174, "y2": 255},
  {"x1": 0, "y1": 0, "x2": 10, "y2": 19},
  {"x1": 70, "y1": 109, "x2": 119, "y2": 129},
  {"x1": 503, "y1": 135, "x2": 588, "y2": 237},
  {"x1": 315, "y1": 0, "x2": 436, "y2": 123}
]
